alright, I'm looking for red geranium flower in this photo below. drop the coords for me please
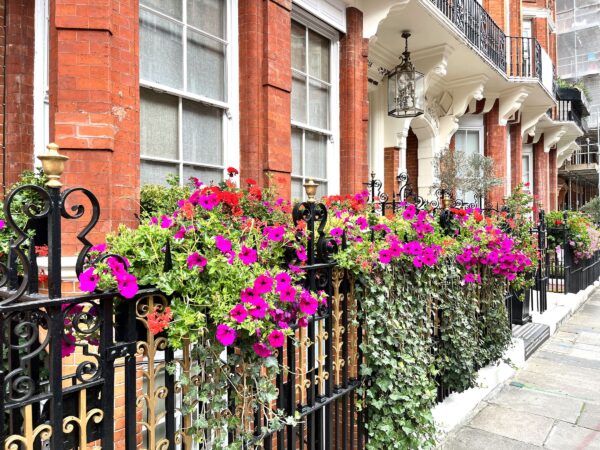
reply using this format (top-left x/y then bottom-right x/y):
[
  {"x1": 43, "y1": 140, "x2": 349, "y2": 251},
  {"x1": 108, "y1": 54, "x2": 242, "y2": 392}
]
[{"x1": 227, "y1": 167, "x2": 239, "y2": 176}]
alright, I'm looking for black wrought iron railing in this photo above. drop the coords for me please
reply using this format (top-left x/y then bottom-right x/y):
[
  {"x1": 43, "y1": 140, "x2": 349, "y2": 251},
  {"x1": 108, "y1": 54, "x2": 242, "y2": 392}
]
[
  {"x1": 567, "y1": 147, "x2": 599, "y2": 165},
  {"x1": 558, "y1": 99, "x2": 584, "y2": 130},
  {"x1": 429, "y1": 0, "x2": 507, "y2": 72},
  {"x1": 508, "y1": 36, "x2": 542, "y2": 81}
]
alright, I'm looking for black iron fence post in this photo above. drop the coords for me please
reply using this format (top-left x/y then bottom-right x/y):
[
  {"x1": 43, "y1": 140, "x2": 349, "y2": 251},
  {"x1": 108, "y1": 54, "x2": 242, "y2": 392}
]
[{"x1": 563, "y1": 211, "x2": 572, "y2": 294}]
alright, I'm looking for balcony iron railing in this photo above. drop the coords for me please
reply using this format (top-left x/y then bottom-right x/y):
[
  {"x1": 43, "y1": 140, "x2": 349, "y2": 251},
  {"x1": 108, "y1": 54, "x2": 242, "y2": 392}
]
[
  {"x1": 567, "y1": 145, "x2": 598, "y2": 166},
  {"x1": 558, "y1": 100, "x2": 584, "y2": 130},
  {"x1": 508, "y1": 36, "x2": 542, "y2": 81},
  {"x1": 429, "y1": 0, "x2": 550, "y2": 83},
  {"x1": 430, "y1": 0, "x2": 506, "y2": 72}
]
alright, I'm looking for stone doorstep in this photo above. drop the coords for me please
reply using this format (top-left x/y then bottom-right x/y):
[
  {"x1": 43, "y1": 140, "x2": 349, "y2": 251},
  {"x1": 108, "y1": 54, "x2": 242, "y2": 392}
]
[{"x1": 433, "y1": 278, "x2": 600, "y2": 441}]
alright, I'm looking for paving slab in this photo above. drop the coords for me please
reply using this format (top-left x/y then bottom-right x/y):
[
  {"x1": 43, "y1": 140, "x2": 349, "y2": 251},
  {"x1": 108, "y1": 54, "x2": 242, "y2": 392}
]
[
  {"x1": 487, "y1": 384, "x2": 583, "y2": 423},
  {"x1": 578, "y1": 403, "x2": 600, "y2": 431},
  {"x1": 544, "y1": 421, "x2": 600, "y2": 450},
  {"x1": 441, "y1": 426, "x2": 542, "y2": 450},
  {"x1": 467, "y1": 404, "x2": 554, "y2": 446}
]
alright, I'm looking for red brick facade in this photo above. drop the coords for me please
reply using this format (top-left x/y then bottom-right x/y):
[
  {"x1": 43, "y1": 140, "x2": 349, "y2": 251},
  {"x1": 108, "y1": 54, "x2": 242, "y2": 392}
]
[
  {"x1": 510, "y1": 123, "x2": 523, "y2": 190},
  {"x1": 239, "y1": 0, "x2": 293, "y2": 199},
  {"x1": 339, "y1": 7, "x2": 368, "y2": 194},
  {"x1": 484, "y1": 100, "x2": 508, "y2": 206},
  {"x1": 533, "y1": 138, "x2": 548, "y2": 208},
  {"x1": 50, "y1": 0, "x2": 140, "y2": 254},
  {"x1": 3, "y1": 0, "x2": 35, "y2": 190}
]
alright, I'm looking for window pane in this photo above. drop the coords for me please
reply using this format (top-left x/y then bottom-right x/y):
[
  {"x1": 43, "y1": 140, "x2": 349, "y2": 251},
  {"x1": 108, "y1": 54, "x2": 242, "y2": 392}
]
[
  {"x1": 292, "y1": 74, "x2": 307, "y2": 123},
  {"x1": 308, "y1": 80, "x2": 329, "y2": 129},
  {"x1": 182, "y1": 100, "x2": 223, "y2": 165},
  {"x1": 183, "y1": 165, "x2": 223, "y2": 186},
  {"x1": 292, "y1": 22, "x2": 306, "y2": 72},
  {"x1": 455, "y1": 131, "x2": 465, "y2": 153},
  {"x1": 187, "y1": 0, "x2": 225, "y2": 38},
  {"x1": 291, "y1": 178, "x2": 304, "y2": 201},
  {"x1": 187, "y1": 29, "x2": 226, "y2": 100},
  {"x1": 305, "y1": 132, "x2": 327, "y2": 180},
  {"x1": 140, "y1": 10, "x2": 183, "y2": 89},
  {"x1": 141, "y1": 160, "x2": 178, "y2": 185},
  {"x1": 308, "y1": 30, "x2": 329, "y2": 81},
  {"x1": 466, "y1": 131, "x2": 479, "y2": 155},
  {"x1": 140, "y1": 89, "x2": 179, "y2": 159},
  {"x1": 292, "y1": 128, "x2": 302, "y2": 175},
  {"x1": 522, "y1": 155, "x2": 530, "y2": 184},
  {"x1": 141, "y1": 0, "x2": 182, "y2": 20}
]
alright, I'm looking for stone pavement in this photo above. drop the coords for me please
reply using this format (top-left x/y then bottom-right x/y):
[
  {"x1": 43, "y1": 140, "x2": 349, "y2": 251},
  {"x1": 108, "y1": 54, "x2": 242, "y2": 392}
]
[{"x1": 441, "y1": 291, "x2": 600, "y2": 449}]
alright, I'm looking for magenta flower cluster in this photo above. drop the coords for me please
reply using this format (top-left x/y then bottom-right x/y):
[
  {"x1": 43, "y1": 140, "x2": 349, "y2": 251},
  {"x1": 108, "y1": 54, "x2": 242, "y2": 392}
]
[
  {"x1": 79, "y1": 255, "x2": 139, "y2": 299},
  {"x1": 455, "y1": 233, "x2": 532, "y2": 283},
  {"x1": 378, "y1": 234, "x2": 441, "y2": 268},
  {"x1": 216, "y1": 271, "x2": 323, "y2": 358}
]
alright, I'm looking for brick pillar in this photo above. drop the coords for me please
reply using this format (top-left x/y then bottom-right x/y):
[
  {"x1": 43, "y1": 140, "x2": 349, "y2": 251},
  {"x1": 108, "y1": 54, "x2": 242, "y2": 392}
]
[
  {"x1": 406, "y1": 129, "x2": 418, "y2": 188},
  {"x1": 484, "y1": 100, "x2": 507, "y2": 205},
  {"x1": 532, "y1": 18, "x2": 549, "y2": 52},
  {"x1": 483, "y1": 0, "x2": 505, "y2": 32},
  {"x1": 49, "y1": 0, "x2": 140, "y2": 255},
  {"x1": 533, "y1": 138, "x2": 548, "y2": 209},
  {"x1": 339, "y1": 7, "x2": 368, "y2": 195},
  {"x1": 549, "y1": 147, "x2": 557, "y2": 210},
  {"x1": 510, "y1": 123, "x2": 522, "y2": 190},
  {"x1": 383, "y1": 147, "x2": 399, "y2": 196},
  {"x1": 239, "y1": 0, "x2": 292, "y2": 198},
  {"x1": 3, "y1": 0, "x2": 35, "y2": 190}
]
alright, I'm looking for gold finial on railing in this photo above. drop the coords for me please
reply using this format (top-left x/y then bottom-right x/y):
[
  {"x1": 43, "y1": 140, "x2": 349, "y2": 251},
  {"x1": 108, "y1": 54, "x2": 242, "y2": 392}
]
[
  {"x1": 38, "y1": 143, "x2": 69, "y2": 188},
  {"x1": 303, "y1": 178, "x2": 319, "y2": 203}
]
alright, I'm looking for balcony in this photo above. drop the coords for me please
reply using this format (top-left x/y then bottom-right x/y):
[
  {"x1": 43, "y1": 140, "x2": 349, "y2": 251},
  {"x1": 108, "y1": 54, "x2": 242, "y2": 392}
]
[
  {"x1": 508, "y1": 36, "x2": 541, "y2": 81},
  {"x1": 555, "y1": 87, "x2": 589, "y2": 132},
  {"x1": 429, "y1": 0, "x2": 506, "y2": 72}
]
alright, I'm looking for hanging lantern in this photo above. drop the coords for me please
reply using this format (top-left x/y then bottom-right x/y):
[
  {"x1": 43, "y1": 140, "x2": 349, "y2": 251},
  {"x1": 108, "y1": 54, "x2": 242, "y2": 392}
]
[{"x1": 387, "y1": 32, "x2": 424, "y2": 118}]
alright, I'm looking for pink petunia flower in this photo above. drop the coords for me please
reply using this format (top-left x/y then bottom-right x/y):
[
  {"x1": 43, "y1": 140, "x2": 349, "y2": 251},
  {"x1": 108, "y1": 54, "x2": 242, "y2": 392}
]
[
  {"x1": 248, "y1": 298, "x2": 269, "y2": 319},
  {"x1": 330, "y1": 228, "x2": 344, "y2": 238},
  {"x1": 187, "y1": 252, "x2": 208, "y2": 271},
  {"x1": 239, "y1": 246, "x2": 257, "y2": 265},
  {"x1": 230, "y1": 304, "x2": 248, "y2": 324},
  {"x1": 214, "y1": 235, "x2": 232, "y2": 253},
  {"x1": 118, "y1": 274, "x2": 139, "y2": 299},
  {"x1": 279, "y1": 286, "x2": 296, "y2": 303},
  {"x1": 216, "y1": 324, "x2": 237, "y2": 346},
  {"x1": 160, "y1": 215, "x2": 173, "y2": 229},
  {"x1": 299, "y1": 291, "x2": 318, "y2": 315},
  {"x1": 253, "y1": 274, "x2": 273, "y2": 295},
  {"x1": 275, "y1": 272, "x2": 291, "y2": 290},
  {"x1": 79, "y1": 267, "x2": 99, "y2": 292},
  {"x1": 268, "y1": 330, "x2": 285, "y2": 348},
  {"x1": 90, "y1": 243, "x2": 106, "y2": 253},
  {"x1": 253, "y1": 342, "x2": 272, "y2": 358},
  {"x1": 61, "y1": 333, "x2": 77, "y2": 358}
]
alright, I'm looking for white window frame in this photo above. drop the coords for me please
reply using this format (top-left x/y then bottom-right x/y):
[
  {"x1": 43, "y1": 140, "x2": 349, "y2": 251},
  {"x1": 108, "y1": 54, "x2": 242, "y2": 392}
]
[
  {"x1": 291, "y1": 6, "x2": 340, "y2": 199},
  {"x1": 139, "y1": 0, "x2": 239, "y2": 185},
  {"x1": 522, "y1": 144, "x2": 534, "y2": 194},
  {"x1": 455, "y1": 115, "x2": 484, "y2": 204},
  {"x1": 33, "y1": 0, "x2": 50, "y2": 161}
]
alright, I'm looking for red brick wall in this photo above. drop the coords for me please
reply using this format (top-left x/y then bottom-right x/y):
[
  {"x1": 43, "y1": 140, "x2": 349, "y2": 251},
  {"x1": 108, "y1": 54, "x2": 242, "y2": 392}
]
[
  {"x1": 238, "y1": 0, "x2": 292, "y2": 198},
  {"x1": 548, "y1": 147, "x2": 557, "y2": 210},
  {"x1": 3, "y1": 0, "x2": 35, "y2": 190},
  {"x1": 483, "y1": 0, "x2": 505, "y2": 32},
  {"x1": 384, "y1": 147, "x2": 399, "y2": 196},
  {"x1": 532, "y1": 17, "x2": 549, "y2": 52},
  {"x1": 406, "y1": 128, "x2": 418, "y2": 188},
  {"x1": 533, "y1": 138, "x2": 548, "y2": 208},
  {"x1": 340, "y1": 7, "x2": 368, "y2": 195},
  {"x1": 484, "y1": 100, "x2": 507, "y2": 205},
  {"x1": 49, "y1": 0, "x2": 140, "y2": 255},
  {"x1": 510, "y1": 123, "x2": 522, "y2": 190}
]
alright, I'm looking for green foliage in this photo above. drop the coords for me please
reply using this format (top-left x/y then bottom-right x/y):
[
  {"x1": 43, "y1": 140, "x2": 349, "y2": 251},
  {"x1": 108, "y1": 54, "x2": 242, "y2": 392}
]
[
  {"x1": 140, "y1": 175, "x2": 191, "y2": 218},
  {"x1": 0, "y1": 168, "x2": 49, "y2": 256},
  {"x1": 581, "y1": 197, "x2": 600, "y2": 224},
  {"x1": 358, "y1": 264, "x2": 437, "y2": 449}
]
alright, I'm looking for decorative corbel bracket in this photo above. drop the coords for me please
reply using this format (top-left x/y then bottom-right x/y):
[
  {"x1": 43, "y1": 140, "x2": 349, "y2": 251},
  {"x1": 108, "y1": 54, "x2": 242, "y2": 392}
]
[
  {"x1": 411, "y1": 43, "x2": 455, "y2": 99},
  {"x1": 498, "y1": 86, "x2": 531, "y2": 126},
  {"x1": 520, "y1": 106, "x2": 550, "y2": 138},
  {"x1": 542, "y1": 124, "x2": 567, "y2": 152}
]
